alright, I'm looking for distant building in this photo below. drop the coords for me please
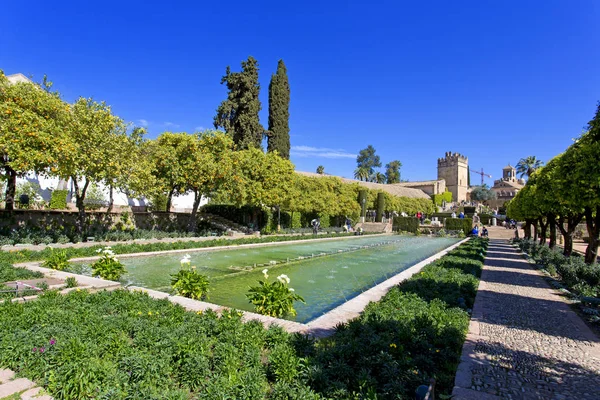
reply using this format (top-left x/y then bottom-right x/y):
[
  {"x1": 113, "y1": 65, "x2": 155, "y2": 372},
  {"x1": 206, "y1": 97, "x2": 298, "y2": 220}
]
[
  {"x1": 489, "y1": 164, "x2": 525, "y2": 208},
  {"x1": 436, "y1": 152, "x2": 469, "y2": 202},
  {"x1": 6, "y1": 73, "x2": 32, "y2": 84}
]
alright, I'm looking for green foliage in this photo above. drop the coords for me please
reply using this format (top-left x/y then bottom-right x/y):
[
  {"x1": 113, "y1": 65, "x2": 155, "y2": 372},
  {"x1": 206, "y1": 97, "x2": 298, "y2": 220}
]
[
  {"x1": 171, "y1": 269, "x2": 210, "y2": 300},
  {"x1": 355, "y1": 145, "x2": 381, "y2": 181},
  {"x1": 384, "y1": 160, "x2": 402, "y2": 183},
  {"x1": 376, "y1": 192, "x2": 385, "y2": 222},
  {"x1": 0, "y1": 289, "x2": 318, "y2": 398},
  {"x1": 470, "y1": 185, "x2": 497, "y2": 202},
  {"x1": 0, "y1": 262, "x2": 43, "y2": 283},
  {"x1": 247, "y1": 270, "x2": 305, "y2": 318},
  {"x1": 214, "y1": 56, "x2": 264, "y2": 150},
  {"x1": 64, "y1": 276, "x2": 78, "y2": 288},
  {"x1": 291, "y1": 211, "x2": 302, "y2": 229},
  {"x1": 316, "y1": 165, "x2": 324, "y2": 174},
  {"x1": 516, "y1": 156, "x2": 544, "y2": 179},
  {"x1": 445, "y1": 218, "x2": 473, "y2": 235},
  {"x1": 393, "y1": 216, "x2": 419, "y2": 233},
  {"x1": 432, "y1": 190, "x2": 452, "y2": 206},
  {"x1": 267, "y1": 59, "x2": 290, "y2": 159},
  {"x1": 41, "y1": 249, "x2": 70, "y2": 271},
  {"x1": 49, "y1": 190, "x2": 68, "y2": 209},
  {"x1": 91, "y1": 247, "x2": 125, "y2": 281}
]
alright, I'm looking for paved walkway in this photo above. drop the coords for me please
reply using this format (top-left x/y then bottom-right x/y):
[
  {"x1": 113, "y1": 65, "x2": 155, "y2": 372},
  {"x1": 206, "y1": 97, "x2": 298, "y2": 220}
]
[{"x1": 453, "y1": 236, "x2": 600, "y2": 399}]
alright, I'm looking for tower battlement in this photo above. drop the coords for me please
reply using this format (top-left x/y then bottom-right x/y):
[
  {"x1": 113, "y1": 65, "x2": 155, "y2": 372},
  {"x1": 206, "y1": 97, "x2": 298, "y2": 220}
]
[
  {"x1": 437, "y1": 152, "x2": 468, "y2": 167},
  {"x1": 437, "y1": 151, "x2": 468, "y2": 202}
]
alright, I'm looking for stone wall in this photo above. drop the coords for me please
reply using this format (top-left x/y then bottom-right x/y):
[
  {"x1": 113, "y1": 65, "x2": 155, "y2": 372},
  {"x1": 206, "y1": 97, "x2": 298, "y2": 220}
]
[{"x1": 0, "y1": 210, "x2": 194, "y2": 232}]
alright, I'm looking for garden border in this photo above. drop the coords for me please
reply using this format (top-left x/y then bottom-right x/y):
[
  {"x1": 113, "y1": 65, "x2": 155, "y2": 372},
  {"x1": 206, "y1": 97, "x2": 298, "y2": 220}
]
[{"x1": 14, "y1": 236, "x2": 468, "y2": 337}]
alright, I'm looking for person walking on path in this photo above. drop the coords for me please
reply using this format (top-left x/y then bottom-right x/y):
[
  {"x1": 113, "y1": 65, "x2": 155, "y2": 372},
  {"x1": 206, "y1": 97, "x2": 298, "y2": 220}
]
[{"x1": 453, "y1": 234, "x2": 600, "y2": 399}]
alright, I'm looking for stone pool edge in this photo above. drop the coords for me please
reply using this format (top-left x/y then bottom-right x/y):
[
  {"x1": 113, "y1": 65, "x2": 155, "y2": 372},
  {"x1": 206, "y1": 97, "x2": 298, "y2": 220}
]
[{"x1": 14, "y1": 237, "x2": 468, "y2": 338}]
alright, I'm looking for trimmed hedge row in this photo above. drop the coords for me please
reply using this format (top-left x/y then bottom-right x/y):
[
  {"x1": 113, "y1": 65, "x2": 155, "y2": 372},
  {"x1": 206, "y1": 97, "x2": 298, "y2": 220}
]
[
  {"x1": 432, "y1": 190, "x2": 452, "y2": 206},
  {"x1": 393, "y1": 216, "x2": 420, "y2": 233},
  {"x1": 444, "y1": 218, "x2": 473, "y2": 235},
  {"x1": 49, "y1": 190, "x2": 68, "y2": 210}
]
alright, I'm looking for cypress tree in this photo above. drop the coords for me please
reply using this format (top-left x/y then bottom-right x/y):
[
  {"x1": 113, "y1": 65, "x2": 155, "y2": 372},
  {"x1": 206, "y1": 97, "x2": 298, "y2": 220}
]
[
  {"x1": 267, "y1": 59, "x2": 290, "y2": 159},
  {"x1": 214, "y1": 56, "x2": 264, "y2": 150}
]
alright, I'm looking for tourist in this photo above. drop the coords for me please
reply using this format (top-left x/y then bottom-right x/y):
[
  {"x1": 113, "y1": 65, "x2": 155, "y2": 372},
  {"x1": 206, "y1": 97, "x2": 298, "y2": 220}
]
[
  {"x1": 311, "y1": 218, "x2": 320, "y2": 235},
  {"x1": 481, "y1": 226, "x2": 488, "y2": 237},
  {"x1": 451, "y1": 211, "x2": 457, "y2": 218},
  {"x1": 471, "y1": 225, "x2": 479, "y2": 236},
  {"x1": 345, "y1": 217, "x2": 352, "y2": 231},
  {"x1": 459, "y1": 211, "x2": 465, "y2": 219}
]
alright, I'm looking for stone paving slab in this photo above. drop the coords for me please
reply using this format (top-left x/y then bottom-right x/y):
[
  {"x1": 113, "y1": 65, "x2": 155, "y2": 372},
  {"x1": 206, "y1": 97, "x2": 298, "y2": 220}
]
[
  {"x1": 0, "y1": 368, "x2": 14, "y2": 384},
  {"x1": 0, "y1": 377, "x2": 35, "y2": 397},
  {"x1": 453, "y1": 238, "x2": 600, "y2": 399}
]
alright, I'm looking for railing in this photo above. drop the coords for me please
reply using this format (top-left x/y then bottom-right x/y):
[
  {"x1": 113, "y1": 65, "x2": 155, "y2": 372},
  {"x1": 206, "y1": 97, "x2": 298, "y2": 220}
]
[{"x1": 0, "y1": 281, "x2": 43, "y2": 298}]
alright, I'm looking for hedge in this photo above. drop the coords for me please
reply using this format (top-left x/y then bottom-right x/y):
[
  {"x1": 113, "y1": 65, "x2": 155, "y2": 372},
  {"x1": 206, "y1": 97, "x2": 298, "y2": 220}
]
[
  {"x1": 49, "y1": 190, "x2": 68, "y2": 210},
  {"x1": 445, "y1": 217, "x2": 473, "y2": 234},
  {"x1": 393, "y1": 216, "x2": 419, "y2": 233},
  {"x1": 432, "y1": 190, "x2": 452, "y2": 206}
]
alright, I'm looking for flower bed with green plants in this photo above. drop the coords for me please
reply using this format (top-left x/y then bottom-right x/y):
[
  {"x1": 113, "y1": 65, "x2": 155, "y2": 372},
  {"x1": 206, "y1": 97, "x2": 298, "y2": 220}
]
[
  {"x1": 0, "y1": 289, "x2": 320, "y2": 399},
  {"x1": 0, "y1": 261, "x2": 44, "y2": 299},
  {"x1": 513, "y1": 238, "x2": 600, "y2": 298}
]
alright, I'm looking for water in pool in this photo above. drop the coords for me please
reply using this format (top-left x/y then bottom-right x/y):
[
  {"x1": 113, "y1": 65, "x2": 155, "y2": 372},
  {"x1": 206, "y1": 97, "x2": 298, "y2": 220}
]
[{"x1": 78, "y1": 235, "x2": 459, "y2": 323}]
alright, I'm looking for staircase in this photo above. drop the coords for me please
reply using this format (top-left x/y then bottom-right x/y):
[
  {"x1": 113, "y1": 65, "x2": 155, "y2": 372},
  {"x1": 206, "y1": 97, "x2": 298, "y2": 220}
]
[
  {"x1": 355, "y1": 222, "x2": 393, "y2": 233},
  {"x1": 199, "y1": 213, "x2": 252, "y2": 235}
]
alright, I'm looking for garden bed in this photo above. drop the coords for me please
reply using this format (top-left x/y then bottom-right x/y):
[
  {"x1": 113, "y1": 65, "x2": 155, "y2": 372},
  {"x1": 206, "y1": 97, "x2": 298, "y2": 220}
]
[{"x1": 0, "y1": 238, "x2": 487, "y2": 399}]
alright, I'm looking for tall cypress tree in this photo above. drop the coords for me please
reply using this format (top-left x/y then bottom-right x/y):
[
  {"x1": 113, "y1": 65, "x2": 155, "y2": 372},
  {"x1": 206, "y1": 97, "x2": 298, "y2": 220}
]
[
  {"x1": 214, "y1": 56, "x2": 264, "y2": 150},
  {"x1": 267, "y1": 59, "x2": 290, "y2": 159}
]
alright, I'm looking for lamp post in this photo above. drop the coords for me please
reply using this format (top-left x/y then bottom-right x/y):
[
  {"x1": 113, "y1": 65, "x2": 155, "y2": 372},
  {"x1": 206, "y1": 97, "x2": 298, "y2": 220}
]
[{"x1": 361, "y1": 198, "x2": 366, "y2": 223}]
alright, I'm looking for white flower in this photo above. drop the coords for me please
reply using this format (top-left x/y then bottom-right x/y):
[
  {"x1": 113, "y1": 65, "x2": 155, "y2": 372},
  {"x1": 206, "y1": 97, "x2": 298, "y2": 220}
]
[
  {"x1": 180, "y1": 255, "x2": 191, "y2": 266},
  {"x1": 262, "y1": 268, "x2": 269, "y2": 279},
  {"x1": 96, "y1": 249, "x2": 102, "y2": 253},
  {"x1": 289, "y1": 288, "x2": 295, "y2": 292},
  {"x1": 277, "y1": 274, "x2": 290, "y2": 284},
  {"x1": 105, "y1": 246, "x2": 112, "y2": 250}
]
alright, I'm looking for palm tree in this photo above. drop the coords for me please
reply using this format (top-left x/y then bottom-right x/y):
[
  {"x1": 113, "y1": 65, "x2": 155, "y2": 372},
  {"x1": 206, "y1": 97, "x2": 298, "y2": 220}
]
[
  {"x1": 516, "y1": 156, "x2": 544, "y2": 179},
  {"x1": 373, "y1": 172, "x2": 386, "y2": 184},
  {"x1": 316, "y1": 165, "x2": 324, "y2": 174},
  {"x1": 354, "y1": 166, "x2": 370, "y2": 181}
]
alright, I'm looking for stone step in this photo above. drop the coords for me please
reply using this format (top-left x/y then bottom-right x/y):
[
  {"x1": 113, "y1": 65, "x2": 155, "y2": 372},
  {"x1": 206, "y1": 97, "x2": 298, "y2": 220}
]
[
  {"x1": 0, "y1": 377, "x2": 35, "y2": 397},
  {"x1": 20, "y1": 387, "x2": 41, "y2": 399},
  {"x1": 0, "y1": 368, "x2": 15, "y2": 384}
]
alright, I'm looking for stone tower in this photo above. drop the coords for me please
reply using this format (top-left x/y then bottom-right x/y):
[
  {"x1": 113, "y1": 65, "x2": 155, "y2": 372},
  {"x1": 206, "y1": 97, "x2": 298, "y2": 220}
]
[{"x1": 437, "y1": 152, "x2": 469, "y2": 202}]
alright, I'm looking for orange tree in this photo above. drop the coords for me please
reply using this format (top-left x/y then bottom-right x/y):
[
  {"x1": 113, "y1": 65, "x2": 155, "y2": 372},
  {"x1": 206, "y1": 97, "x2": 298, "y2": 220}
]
[{"x1": 0, "y1": 71, "x2": 70, "y2": 211}]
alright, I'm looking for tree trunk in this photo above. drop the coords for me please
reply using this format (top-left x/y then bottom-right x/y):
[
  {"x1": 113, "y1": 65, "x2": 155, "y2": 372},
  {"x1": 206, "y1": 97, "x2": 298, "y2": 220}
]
[
  {"x1": 538, "y1": 217, "x2": 548, "y2": 246},
  {"x1": 584, "y1": 206, "x2": 600, "y2": 264},
  {"x1": 533, "y1": 222, "x2": 538, "y2": 242},
  {"x1": 548, "y1": 215, "x2": 557, "y2": 249},
  {"x1": 557, "y1": 214, "x2": 583, "y2": 257},
  {"x1": 3, "y1": 166, "x2": 17, "y2": 211},
  {"x1": 72, "y1": 177, "x2": 90, "y2": 237},
  {"x1": 187, "y1": 190, "x2": 202, "y2": 232},
  {"x1": 524, "y1": 220, "x2": 532, "y2": 239},
  {"x1": 166, "y1": 188, "x2": 175, "y2": 212},
  {"x1": 106, "y1": 184, "x2": 115, "y2": 214}
]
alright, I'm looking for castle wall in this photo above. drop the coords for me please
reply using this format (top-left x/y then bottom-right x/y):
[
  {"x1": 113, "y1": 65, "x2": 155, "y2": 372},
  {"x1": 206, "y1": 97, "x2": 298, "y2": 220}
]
[{"x1": 437, "y1": 152, "x2": 468, "y2": 202}]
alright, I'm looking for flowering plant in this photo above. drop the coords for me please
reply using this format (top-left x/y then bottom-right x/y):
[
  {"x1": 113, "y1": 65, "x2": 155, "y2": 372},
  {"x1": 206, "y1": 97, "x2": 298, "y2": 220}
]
[
  {"x1": 171, "y1": 254, "x2": 209, "y2": 300},
  {"x1": 246, "y1": 269, "x2": 305, "y2": 318},
  {"x1": 91, "y1": 247, "x2": 126, "y2": 281}
]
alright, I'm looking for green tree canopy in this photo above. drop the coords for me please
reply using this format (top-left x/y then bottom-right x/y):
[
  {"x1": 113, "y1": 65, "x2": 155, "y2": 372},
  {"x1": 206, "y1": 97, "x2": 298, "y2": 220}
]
[
  {"x1": 316, "y1": 165, "x2": 324, "y2": 174},
  {"x1": 516, "y1": 156, "x2": 544, "y2": 179},
  {"x1": 470, "y1": 184, "x2": 497, "y2": 202},
  {"x1": 356, "y1": 145, "x2": 381, "y2": 179},
  {"x1": 267, "y1": 59, "x2": 290, "y2": 159},
  {"x1": 385, "y1": 160, "x2": 402, "y2": 183},
  {"x1": 214, "y1": 56, "x2": 264, "y2": 150}
]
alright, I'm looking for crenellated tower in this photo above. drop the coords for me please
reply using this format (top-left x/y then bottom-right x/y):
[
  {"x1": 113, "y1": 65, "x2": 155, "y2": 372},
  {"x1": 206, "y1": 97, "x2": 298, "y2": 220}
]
[{"x1": 437, "y1": 152, "x2": 469, "y2": 202}]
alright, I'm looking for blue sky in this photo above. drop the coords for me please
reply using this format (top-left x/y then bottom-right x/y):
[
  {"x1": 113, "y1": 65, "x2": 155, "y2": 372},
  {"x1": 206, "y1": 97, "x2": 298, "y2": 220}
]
[{"x1": 1, "y1": 1, "x2": 599, "y2": 184}]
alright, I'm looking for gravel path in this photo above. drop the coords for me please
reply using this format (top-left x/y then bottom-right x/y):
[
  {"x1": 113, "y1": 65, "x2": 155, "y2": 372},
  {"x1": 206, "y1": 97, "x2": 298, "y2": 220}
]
[{"x1": 453, "y1": 238, "x2": 600, "y2": 399}]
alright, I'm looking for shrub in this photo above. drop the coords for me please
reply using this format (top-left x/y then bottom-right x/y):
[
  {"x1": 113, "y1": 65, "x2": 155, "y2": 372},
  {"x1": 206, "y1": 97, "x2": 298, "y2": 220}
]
[
  {"x1": 91, "y1": 247, "x2": 126, "y2": 281},
  {"x1": 64, "y1": 277, "x2": 78, "y2": 288},
  {"x1": 171, "y1": 255, "x2": 210, "y2": 300},
  {"x1": 41, "y1": 249, "x2": 70, "y2": 271},
  {"x1": 445, "y1": 218, "x2": 473, "y2": 235},
  {"x1": 393, "y1": 217, "x2": 419, "y2": 233},
  {"x1": 49, "y1": 190, "x2": 68, "y2": 209},
  {"x1": 431, "y1": 190, "x2": 452, "y2": 206},
  {"x1": 247, "y1": 270, "x2": 305, "y2": 318}
]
